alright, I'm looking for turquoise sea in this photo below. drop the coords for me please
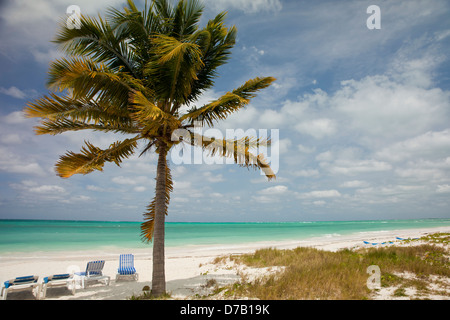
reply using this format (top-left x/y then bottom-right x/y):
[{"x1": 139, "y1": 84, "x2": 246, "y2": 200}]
[{"x1": 0, "y1": 218, "x2": 449, "y2": 254}]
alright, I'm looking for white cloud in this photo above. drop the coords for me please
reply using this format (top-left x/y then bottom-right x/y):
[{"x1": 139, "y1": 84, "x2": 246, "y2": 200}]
[
  {"x1": 292, "y1": 169, "x2": 319, "y2": 177},
  {"x1": 133, "y1": 186, "x2": 147, "y2": 192},
  {"x1": 325, "y1": 159, "x2": 392, "y2": 175},
  {"x1": 258, "y1": 185, "x2": 288, "y2": 195},
  {"x1": 2, "y1": 111, "x2": 29, "y2": 124},
  {"x1": 259, "y1": 109, "x2": 285, "y2": 128},
  {"x1": 376, "y1": 130, "x2": 450, "y2": 162},
  {"x1": 295, "y1": 118, "x2": 336, "y2": 139},
  {"x1": 315, "y1": 148, "x2": 393, "y2": 176},
  {"x1": 0, "y1": 0, "x2": 126, "y2": 63},
  {"x1": 29, "y1": 184, "x2": 66, "y2": 194},
  {"x1": 395, "y1": 167, "x2": 444, "y2": 182},
  {"x1": 436, "y1": 184, "x2": 450, "y2": 193},
  {"x1": 59, "y1": 195, "x2": 91, "y2": 204},
  {"x1": 0, "y1": 86, "x2": 27, "y2": 99},
  {"x1": 253, "y1": 35, "x2": 450, "y2": 147},
  {"x1": 173, "y1": 180, "x2": 192, "y2": 190},
  {"x1": 205, "y1": 0, "x2": 282, "y2": 14},
  {"x1": 297, "y1": 144, "x2": 316, "y2": 154},
  {"x1": 333, "y1": 75, "x2": 449, "y2": 141},
  {"x1": 86, "y1": 185, "x2": 104, "y2": 192},
  {"x1": 112, "y1": 176, "x2": 139, "y2": 185},
  {"x1": 203, "y1": 171, "x2": 224, "y2": 183},
  {"x1": 298, "y1": 190, "x2": 341, "y2": 199},
  {"x1": 0, "y1": 147, "x2": 46, "y2": 176},
  {"x1": 340, "y1": 180, "x2": 369, "y2": 188},
  {"x1": 0, "y1": 134, "x2": 22, "y2": 144},
  {"x1": 275, "y1": 138, "x2": 292, "y2": 155},
  {"x1": 355, "y1": 185, "x2": 426, "y2": 200}
]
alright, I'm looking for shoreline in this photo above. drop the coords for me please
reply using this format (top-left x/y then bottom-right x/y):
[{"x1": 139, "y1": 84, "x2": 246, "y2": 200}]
[{"x1": 0, "y1": 225, "x2": 449, "y2": 300}]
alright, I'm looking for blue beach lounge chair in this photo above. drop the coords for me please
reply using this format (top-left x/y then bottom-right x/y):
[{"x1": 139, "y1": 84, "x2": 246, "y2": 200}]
[
  {"x1": 116, "y1": 254, "x2": 139, "y2": 281},
  {"x1": 1, "y1": 275, "x2": 40, "y2": 300},
  {"x1": 41, "y1": 274, "x2": 76, "y2": 299},
  {"x1": 75, "y1": 260, "x2": 110, "y2": 288},
  {"x1": 396, "y1": 237, "x2": 419, "y2": 241}
]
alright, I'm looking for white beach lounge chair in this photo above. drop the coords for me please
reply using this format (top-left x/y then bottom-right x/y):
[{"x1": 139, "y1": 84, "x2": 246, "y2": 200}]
[
  {"x1": 75, "y1": 260, "x2": 110, "y2": 288},
  {"x1": 41, "y1": 273, "x2": 76, "y2": 299},
  {"x1": 1, "y1": 275, "x2": 40, "y2": 300},
  {"x1": 116, "y1": 254, "x2": 139, "y2": 281}
]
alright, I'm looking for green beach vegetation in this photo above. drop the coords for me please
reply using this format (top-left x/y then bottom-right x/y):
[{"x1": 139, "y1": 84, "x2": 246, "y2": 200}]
[
  {"x1": 24, "y1": 0, "x2": 275, "y2": 297},
  {"x1": 215, "y1": 233, "x2": 450, "y2": 300}
]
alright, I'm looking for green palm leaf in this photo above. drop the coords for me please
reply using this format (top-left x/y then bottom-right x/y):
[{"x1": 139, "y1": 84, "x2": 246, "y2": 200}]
[
  {"x1": 54, "y1": 12, "x2": 138, "y2": 76},
  {"x1": 181, "y1": 77, "x2": 276, "y2": 126},
  {"x1": 55, "y1": 138, "x2": 140, "y2": 178},
  {"x1": 129, "y1": 90, "x2": 181, "y2": 131},
  {"x1": 25, "y1": 93, "x2": 137, "y2": 135},
  {"x1": 186, "y1": 132, "x2": 275, "y2": 180}
]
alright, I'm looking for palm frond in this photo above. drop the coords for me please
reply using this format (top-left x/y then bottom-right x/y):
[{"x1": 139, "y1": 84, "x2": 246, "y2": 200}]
[
  {"x1": 146, "y1": 34, "x2": 204, "y2": 104},
  {"x1": 54, "y1": 13, "x2": 138, "y2": 76},
  {"x1": 180, "y1": 91, "x2": 248, "y2": 127},
  {"x1": 256, "y1": 153, "x2": 276, "y2": 181},
  {"x1": 129, "y1": 90, "x2": 181, "y2": 130},
  {"x1": 55, "y1": 137, "x2": 140, "y2": 178},
  {"x1": 181, "y1": 77, "x2": 276, "y2": 126},
  {"x1": 25, "y1": 93, "x2": 138, "y2": 135},
  {"x1": 172, "y1": 0, "x2": 204, "y2": 39},
  {"x1": 233, "y1": 76, "x2": 276, "y2": 101},
  {"x1": 34, "y1": 118, "x2": 139, "y2": 136},
  {"x1": 187, "y1": 12, "x2": 237, "y2": 102},
  {"x1": 141, "y1": 162, "x2": 173, "y2": 242},
  {"x1": 187, "y1": 132, "x2": 276, "y2": 180},
  {"x1": 47, "y1": 57, "x2": 147, "y2": 109},
  {"x1": 107, "y1": 0, "x2": 160, "y2": 65}
]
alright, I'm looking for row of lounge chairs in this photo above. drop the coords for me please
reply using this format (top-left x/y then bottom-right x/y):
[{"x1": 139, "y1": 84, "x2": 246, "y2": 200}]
[
  {"x1": 1, "y1": 254, "x2": 138, "y2": 300},
  {"x1": 363, "y1": 236, "x2": 420, "y2": 246}
]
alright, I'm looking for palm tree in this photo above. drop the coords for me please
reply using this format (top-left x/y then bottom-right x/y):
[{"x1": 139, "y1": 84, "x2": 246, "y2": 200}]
[{"x1": 24, "y1": 0, "x2": 275, "y2": 296}]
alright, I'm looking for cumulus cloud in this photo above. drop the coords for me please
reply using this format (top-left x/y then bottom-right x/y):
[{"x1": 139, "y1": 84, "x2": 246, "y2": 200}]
[
  {"x1": 376, "y1": 130, "x2": 450, "y2": 162},
  {"x1": 205, "y1": 0, "x2": 282, "y2": 14},
  {"x1": 0, "y1": 0, "x2": 125, "y2": 63},
  {"x1": 29, "y1": 184, "x2": 66, "y2": 194},
  {"x1": 258, "y1": 185, "x2": 288, "y2": 195},
  {"x1": 298, "y1": 190, "x2": 341, "y2": 199},
  {"x1": 0, "y1": 147, "x2": 46, "y2": 176},
  {"x1": 436, "y1": 184, "x2": 450, "y2": 193},
  {"x1": 340, "y1": 180, "x2": 370, "y2": 188},
  {"x1": 295, "y1": 118, "x2": 336, "y2": 139},
  {"x1": 0, "y1": 86, "x2": 27, "y2": 99},
  {"x1": 324, "y1": 159, "x2": 392, "y2": 175}
]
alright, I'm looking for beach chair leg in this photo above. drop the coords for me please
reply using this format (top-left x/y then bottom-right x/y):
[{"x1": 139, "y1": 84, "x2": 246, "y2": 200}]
[
  {"x1": 41, "y1": 284, "x2": 47, "y2": 299},
  {"x1": 35, "y1": 284, "x2": 41, "y2": 300},
  {"x1": 71, "y1": 280, "x2": 76, "y2": 295},
  {"x1": 2, "y1": 288, "x2": 7, "y2": 300}
]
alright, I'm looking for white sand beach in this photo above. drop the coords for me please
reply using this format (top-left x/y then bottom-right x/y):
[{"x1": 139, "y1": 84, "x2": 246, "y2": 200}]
[{"x1": 1, "y1": 226, "x2": 449, "y2": 300}]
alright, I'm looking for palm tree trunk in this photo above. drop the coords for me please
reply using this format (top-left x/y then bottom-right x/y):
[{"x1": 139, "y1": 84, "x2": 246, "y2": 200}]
[{"x1": 152, "y1": 145, "x2": 167, "y2": 296}]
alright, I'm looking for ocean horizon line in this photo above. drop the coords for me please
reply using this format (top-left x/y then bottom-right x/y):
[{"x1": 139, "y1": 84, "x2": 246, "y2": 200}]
[{"x1": 1, "y1": 217, "x2": 448, "y2": 224}]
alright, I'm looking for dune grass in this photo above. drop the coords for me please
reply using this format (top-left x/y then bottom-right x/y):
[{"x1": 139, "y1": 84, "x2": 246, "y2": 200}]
[{"x1": 220, "y1": 233, "x2": 449, "y2": 300}]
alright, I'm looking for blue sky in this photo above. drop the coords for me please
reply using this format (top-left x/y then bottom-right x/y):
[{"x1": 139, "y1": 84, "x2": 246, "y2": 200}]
[{"x1": 0, "y1": 0, "x2": 449, "y2": 222}]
